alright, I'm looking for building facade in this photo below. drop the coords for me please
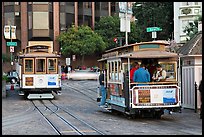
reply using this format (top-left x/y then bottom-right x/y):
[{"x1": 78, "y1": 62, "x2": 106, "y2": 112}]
[
  {"x1": 2, "y1": 2, "x2": 119, "y2": 72},
  {"x1": 173, "y1": 2, "x2": 202, "y2": 44}
]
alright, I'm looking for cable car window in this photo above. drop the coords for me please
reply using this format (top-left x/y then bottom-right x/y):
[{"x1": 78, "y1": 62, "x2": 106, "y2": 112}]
[
  {"x1": 36, "y1": 58, "x2": 46, "y2": 73},
  {"x1": 159, "y1": 62, "x2": 176, "y2": 80},
  {"x1": 47, "y1": 58, "x2": 57, "y2": 73},
  {"x1": 24, "y1": 58, "x2": 34, "y2": 73},
  {"x1": 108, "y1": 60, "x2": 122, "y2": 82}
]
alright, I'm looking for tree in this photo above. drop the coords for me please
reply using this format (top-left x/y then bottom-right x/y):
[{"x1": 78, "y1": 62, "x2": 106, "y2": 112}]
[
  {"x1": 183, "y1": 15, "x2": 202, "y2": 41},
  {"x1": 57, "y1": 25, "x2": 106, "y2": 65},
  {"x1": 2, "y1": 53, "x2": 10, "y2": 63},
  {"x1": 95, "y1": 15, "x2": 141, "y2": 50},
  {"x1": 132, "y1": 2, "x2": 173, "y2": 41},
  {"x1": 95, "y1": 16, "x2": 121, "y2": 49}
]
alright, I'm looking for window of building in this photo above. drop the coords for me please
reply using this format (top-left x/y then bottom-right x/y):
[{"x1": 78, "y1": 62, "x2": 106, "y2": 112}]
[
  {"x1": 4, "y1": 12, "x2": 15, "y2": 25},
  {"x1": 60, "y1": 13, "x2": 66, "y2": 31},
  {"x1": 194, "y1": 2, "x2": 198, "y2": 5},
  {"x1": 33, "y1": 2, "x2": 49, "y2": 4},
  {"x1": 101, "y1": 2, "x2": 108, "y2": 10},
  {"x1": 60, "y1": 2, "x2": 65, "y2": 6},
  {"x1": 84, "y1": 15, "x2": 91, "y2": 26},
  {"x1": 15, "y1": 14, "x2": 21, "y2": 29},
  {"x1": 66, "y1": 13, "x2": 74, "y2": 28},
  {"x1": 47, "y1": 58, "x2": 57, "y2": 73},
  {"x1": 95, "y1": 2, "x2": 100, "y2": 11},
  {"x1": 15, "y1": 2, "x2": 19, "y2": 5},
  {"x1": 24, "y1": 58, "x2": 34, "y2": 73},
  {"x1": 36, "y1": 58, "x2": 46, "y2": 73},
  {"x1": 33, "y1": 12, "x2": 49, "y2": 29},
  {"x1": 66, "y1": 2, "x2": 74, "y2": 6},
  {"x1": 84, "y1": 2, "x2": 92, "y2": 9},
  {"x1": 4, "y1": 2, "x2": 14, "y2": 5},
  {"x1": 78, "y1": 2, "x2": 83, "y2": 9},
  {"x1": 28, "y1": 12, "x2": 32, "y2": 29}
]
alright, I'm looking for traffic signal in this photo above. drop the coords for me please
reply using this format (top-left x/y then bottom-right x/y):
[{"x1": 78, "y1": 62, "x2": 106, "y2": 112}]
[{"x1": 113, "y1": 37, "x2": 118, "y2": 44}]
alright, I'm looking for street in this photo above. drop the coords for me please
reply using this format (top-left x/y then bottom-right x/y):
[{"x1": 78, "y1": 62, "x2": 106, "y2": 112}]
[{"x1": 2, "y1": 80, "x2": 202, "y2": 135}]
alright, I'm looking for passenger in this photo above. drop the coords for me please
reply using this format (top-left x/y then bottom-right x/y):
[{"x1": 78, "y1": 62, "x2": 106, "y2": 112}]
[
  {"x1": 152, "y1": 64, "x2": 167, "y2": 82},
  {"x1": 64, "y1": 65, "x2": 68, "y2": 73},
  {"x1": 199, "y1": 80, "x2": 202, "y2": 119},
  {"x1": 133, "y1": 63, "x2": 150, "y2": 86},
  {"x1": 130, "y1": 62, "x2": 139, "y2": 82},
  {"x1": 61, "y1": 65, "x2": 65, "y2": 72},
  {"x1": 147, "y1": 60, "x2": 157, "y2": 81},
  {"x1": 99, "y1": 70, "x2": 107, "y2": 107}
]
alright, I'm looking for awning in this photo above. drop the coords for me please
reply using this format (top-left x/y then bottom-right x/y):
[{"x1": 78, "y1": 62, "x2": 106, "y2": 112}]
[
  {"x1": 98, "y1": 50, "x2": 179, "y2": 61},
  {"x1": 19, "y1": 52, "x2": 61, "y2": 58}
]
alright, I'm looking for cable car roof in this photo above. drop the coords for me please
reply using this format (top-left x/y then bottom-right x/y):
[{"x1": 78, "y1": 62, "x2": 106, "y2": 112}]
[
  {"x1": 98, "y1": 50, "x2": 179, "y2": 61},
  {"x1": 18, "y1": 52, "x2": 61, "y2": 58}
]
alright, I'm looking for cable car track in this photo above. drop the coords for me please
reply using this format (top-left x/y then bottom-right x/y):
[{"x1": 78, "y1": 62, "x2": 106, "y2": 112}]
[
  {"x1": 63, "y1": 82, "x2": 97, "y2": 103},
  {"x1": 31, "y1": 100, "x2": 105, "y2": 135}
]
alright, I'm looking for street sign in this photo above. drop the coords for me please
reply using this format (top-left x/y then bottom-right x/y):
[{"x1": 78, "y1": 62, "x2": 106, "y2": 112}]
[
  {"x1": 146, "y1": 27, "x2": 162, "y2": 32},
  {"x1": 10, "y1": 46, "x2": 14, "y2": 52},
  {"x1": 4, "y1": 25, "x2": 16, "y2": 39},
  {"x1": 7, "y1": 42, "x2": 17, "y2": 46},
  {"x1": 152, "y1": 31, "x2": 157, "y2": 39},
  {"x1": 72, "y1": 55, "x2": 76, "y2": 61},
  {"x1": 66, "y1": 58, "x2": 70, "y2": 66}
]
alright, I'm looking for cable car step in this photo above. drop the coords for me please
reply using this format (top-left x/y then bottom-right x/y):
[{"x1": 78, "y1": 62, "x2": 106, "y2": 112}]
[
  {"x1": 18, "y1": 91, "x2": 25, "y2": 96},
  {"x1": 27, "y1": 93, "x2": 54, "y2": 99}
]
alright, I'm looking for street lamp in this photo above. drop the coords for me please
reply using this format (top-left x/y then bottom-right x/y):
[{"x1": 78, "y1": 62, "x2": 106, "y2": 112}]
[
  {"x1": 119, "y1": 2, "x2": 132, "y2": 46},
  {"x1": 125, "y1": 2, "x2": 128, "y2": 45}
]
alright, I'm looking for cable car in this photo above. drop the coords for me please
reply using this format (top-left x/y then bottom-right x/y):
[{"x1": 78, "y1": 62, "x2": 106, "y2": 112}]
[
  {"x1": 97, "y1": 40, "x2": 181, "y2": 118},
  {"x1": 16, "y1": 41, "x2": 61, "y2": 99}
]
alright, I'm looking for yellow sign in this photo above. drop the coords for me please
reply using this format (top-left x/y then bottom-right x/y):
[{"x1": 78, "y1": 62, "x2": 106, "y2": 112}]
[
  {"x1": 25, "y1": 77, "x2": 33, "y2": 86},
  {"x1": 138, "y1": 90, "x2": 151, "y2": 103}
]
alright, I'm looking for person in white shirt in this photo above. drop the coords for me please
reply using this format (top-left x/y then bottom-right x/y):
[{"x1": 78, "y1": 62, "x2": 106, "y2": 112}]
[{"x1": 152, "y1": 64, "x2": 166, "y2": 82}]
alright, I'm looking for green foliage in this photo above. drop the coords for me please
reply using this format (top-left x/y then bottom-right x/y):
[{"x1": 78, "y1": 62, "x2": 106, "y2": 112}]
[
  {"x1": 132, "y1": 2, "x2": 173, "y2": 41},
  {"x1": 183, "y1": 15, "x2": 202, "y2": 41},
  {"x1": 57, "y1": 25, "x2": 106, "y2": 57},
  {"x1": 2, "y1": 53, "x2": 10, "y2": 63},
  {"x1": 2, "y1": 75, "x2": 8, "y2": 81},
  {"x1": 95, "y1": 16, "x2": 141, "y2": 49},
  {"x1": 95, "y1": 16, "x2": 121, "y2": 49}
]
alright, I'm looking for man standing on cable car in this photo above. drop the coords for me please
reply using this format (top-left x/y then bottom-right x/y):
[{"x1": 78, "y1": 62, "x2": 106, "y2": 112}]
[
  {"x1": 133, "y1": 63, "x2": 150, "y2": 85},
  {"x1": 99, "y1": 70, "x2": 107, "y2": 107}
]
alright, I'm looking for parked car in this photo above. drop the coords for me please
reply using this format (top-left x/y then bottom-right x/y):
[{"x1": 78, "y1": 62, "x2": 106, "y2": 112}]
[
  {"x1": 67, "y1": 69, "x2": 99, "y2": 80},
  {"x1": 6, "y1": 71, "x2": 20, "y2": 84}
]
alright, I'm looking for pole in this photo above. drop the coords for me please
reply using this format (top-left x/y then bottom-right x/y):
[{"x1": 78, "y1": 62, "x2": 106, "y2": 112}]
[
  {"x1": 153, "y1": 7, "x2": 156, "y2": 41},
  {"x1": 125, "y1": 2, "x2": 128, "y2": 45},
  {"x1": 119, "y1": 37, "x2": 122, "y2": 46},
  {"x1": 10, "y1": 25, "x2": 13, "y2": 73},
  {"x1": 195, "y1": 82, "x2": 198, "y2": 113},
  {"x1": 128, "y1": 57, "x2": 130, "y2": 90}
]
